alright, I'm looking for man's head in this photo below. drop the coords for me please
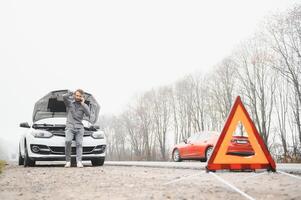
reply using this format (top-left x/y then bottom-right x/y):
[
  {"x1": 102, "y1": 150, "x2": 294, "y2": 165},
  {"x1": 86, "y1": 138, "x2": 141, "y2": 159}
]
[{"x1": 73, "y1": 89, "x2": 84, "y2": 102}]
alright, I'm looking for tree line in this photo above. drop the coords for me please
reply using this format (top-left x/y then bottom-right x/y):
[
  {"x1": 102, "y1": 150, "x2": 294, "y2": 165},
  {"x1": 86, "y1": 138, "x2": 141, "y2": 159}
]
[{"x1": 99, "y1": 5, "x2": 301, "y2": 163}]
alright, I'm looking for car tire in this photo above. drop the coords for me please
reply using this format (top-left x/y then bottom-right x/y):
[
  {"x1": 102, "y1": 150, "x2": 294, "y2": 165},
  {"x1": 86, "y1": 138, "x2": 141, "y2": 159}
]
[
  {"x1": 172, "y1": 149, "x2": 182, "y2": 162},
  {"x1": 18, "y1": 145, "x2": 24, "y2": 166},
  {"x1": 205, "y1": 146, "x2": 213, "y2": 162},
  {"x1": 24, "y1": 143, "x2": 35, "y2": 167},
  {"x1": 91, "y1": 157, "x2": 105, "y2": 166}
]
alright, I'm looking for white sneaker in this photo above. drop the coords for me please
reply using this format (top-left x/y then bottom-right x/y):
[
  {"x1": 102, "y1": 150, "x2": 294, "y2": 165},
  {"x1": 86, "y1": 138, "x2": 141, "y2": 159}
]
[
  {"x1": 64, "y1": 161, "x2": 71, "y2": 168},
  {"x1": 77, "y1": 161, "x2": 83, "y2": 168}
]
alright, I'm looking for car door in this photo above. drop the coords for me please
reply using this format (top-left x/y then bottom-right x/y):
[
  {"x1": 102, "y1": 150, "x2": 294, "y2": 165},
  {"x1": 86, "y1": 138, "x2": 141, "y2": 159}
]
[
  {"x1": 184, "y1": 135, "x2": 198, "y2": 158},
  {"x1": 191, "y1": 134, "x2": 208, "y2": 158}
]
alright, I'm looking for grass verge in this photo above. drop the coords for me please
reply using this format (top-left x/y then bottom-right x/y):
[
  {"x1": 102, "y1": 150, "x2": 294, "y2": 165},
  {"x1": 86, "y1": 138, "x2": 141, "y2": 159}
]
[{"x1": 0, "y1": 160, "x2": 6, "y2": 174}]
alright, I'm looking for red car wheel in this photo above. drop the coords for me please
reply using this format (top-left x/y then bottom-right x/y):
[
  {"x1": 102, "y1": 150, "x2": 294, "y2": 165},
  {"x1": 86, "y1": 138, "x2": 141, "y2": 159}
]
[{"x1": 172, "y1": 149, "x2": 182, "y2": 162}]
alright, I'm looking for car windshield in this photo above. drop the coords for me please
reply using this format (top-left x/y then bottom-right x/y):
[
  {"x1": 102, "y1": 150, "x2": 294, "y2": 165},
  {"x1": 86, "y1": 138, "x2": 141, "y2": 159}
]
[
  {"x1": 188, "y1": 134, "x2": 198, "y2": 142},
  {"x1": 189, "y1": 131, "x2": 219, "y2": 142},
  {"x1": 198, "y1": 133, "x2": 211, "y2": 140}
]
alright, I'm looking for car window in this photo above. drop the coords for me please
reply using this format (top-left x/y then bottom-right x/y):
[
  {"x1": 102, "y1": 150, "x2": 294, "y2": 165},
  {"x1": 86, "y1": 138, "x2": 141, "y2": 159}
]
[
  {"x1": 198, "y1": 133, "x2": 209, "y2": 141},
  {"x1": 188, "y1": 131, "x2": 219, "y2": 142},
  {"x1": 191, "y1": 134, "x2": 203, "y2": 141},
  {"x1": 188, "y1": 134, "x2": 197, "y2": 142},
  {"x1": 194, "y1": 134, "x2": 200, "y2": 141},
  {"x1": 194, "y1": 134, "x2": 202, "y2": 141}
]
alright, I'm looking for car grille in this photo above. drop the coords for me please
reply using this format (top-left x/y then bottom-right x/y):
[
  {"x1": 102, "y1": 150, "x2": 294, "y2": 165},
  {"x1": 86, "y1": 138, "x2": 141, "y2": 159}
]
[
  {"x1": 52, "y1": 131, "x2": 92, "y2": 137},
  {"x1": 49, "y1": 146, "x2": 95, "y2": 155},
  {"x1": 30, "y1": 144, "x2": 106, "y2": 155}
]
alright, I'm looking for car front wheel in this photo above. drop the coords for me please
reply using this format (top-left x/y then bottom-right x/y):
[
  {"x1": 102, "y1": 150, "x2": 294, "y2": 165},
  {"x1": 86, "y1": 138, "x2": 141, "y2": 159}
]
[
  {"x1": 172, "y1": 149, "x2": 182, "y2": 162},
  {"x1": 205, "y1": 146, "x2": 213, "y2": 161},
  {"x1": 24, "y1": 143, "x2": 35, "y2": 167},
  {"x1": 18, "y1": 145, "x2": 24, "y2": 166},
  {"x1": 91, "y1": 157, "x2": 105, "y2": 166}
]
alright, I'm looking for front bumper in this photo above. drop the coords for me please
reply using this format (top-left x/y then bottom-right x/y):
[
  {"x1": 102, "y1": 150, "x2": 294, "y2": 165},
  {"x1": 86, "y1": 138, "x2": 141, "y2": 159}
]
[{"x1": 26, "y1": 133, "x2": 106, "y2": 160}]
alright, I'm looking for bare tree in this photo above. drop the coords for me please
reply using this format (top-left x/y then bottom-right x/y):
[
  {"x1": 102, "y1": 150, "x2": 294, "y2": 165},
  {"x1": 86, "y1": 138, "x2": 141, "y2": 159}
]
[
  {"x1": 135, "y1": 92, "x2": 154, "y2": 161},
  {"x1": 234, "y1": 37, "x2": 276, "y2": 147},
  {"x1": 121, "y1": 108, "x2": 144, "y2": 160},
  {"x1": 99, "y1": 115, "x2": 128, "y2": 160},
  {"x1": 274, "y1": 76, "x2": 289, "y2": 161},
  {"x1": 207, "y1": 58, "x2": 237, "y2": 129},
  {"x1": 266, "y1": 5, "x2": 301, "y2": 144},
  {"x1": 151, "y1": 87, "x2": 172, "y2": 160},
  {"x1": 189, "y1": 73, "x2": 208, "y2": 132},
  {"x1": 173, "y1": 77, "x2": 194, "y2": 141}
]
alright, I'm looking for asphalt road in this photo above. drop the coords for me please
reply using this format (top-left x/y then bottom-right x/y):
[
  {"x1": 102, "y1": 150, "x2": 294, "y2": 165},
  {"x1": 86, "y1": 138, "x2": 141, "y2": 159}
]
[{"x1": 0, "y1": 161, "x2": 300, "y2": 200}]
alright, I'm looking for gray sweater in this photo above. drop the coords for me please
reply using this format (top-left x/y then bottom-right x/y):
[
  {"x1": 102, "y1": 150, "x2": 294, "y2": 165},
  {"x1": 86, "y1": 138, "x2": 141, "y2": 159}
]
[{"x1": 63, "y1": 91, "x2": 91, "y2": 129}]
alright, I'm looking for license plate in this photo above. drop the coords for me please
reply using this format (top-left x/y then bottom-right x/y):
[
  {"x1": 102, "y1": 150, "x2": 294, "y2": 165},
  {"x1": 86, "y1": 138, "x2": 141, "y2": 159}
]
[{"x1": 237, "y1": 140, "x2": 247, "y2": 144}]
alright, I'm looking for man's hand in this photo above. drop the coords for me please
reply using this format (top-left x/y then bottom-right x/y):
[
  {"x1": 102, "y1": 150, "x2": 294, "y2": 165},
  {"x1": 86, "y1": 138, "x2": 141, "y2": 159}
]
[{"x1": 81, "y1": 97, "x2": 85, "y2": 105}]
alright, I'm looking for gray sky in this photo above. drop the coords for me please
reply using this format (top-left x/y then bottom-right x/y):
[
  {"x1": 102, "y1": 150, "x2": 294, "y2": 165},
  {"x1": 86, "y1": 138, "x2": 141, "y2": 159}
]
[{"x1": 0, "y1": 0, "x2": 297, "y2": 147}]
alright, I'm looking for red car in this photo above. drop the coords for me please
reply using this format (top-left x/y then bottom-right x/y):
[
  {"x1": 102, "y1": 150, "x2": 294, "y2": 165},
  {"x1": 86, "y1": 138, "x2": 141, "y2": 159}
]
[
  {"x1": 172, "y1": 132, "x2": 255, "y2": 162},
  {"x1": 172, "y1": 132, "x2": 219, "y2": 162},
  {"x1": 226, "y1": 136, "x2": 254, "y2": 156}
]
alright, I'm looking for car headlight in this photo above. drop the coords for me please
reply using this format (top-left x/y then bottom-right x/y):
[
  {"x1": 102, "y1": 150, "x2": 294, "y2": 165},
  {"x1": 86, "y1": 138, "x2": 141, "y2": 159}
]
[
  {"x1": 31, "y1": 130, "x2": 53, "y2": 138},
  {"x1": 92, "y1": 131, "x2": 105, "y2": 139}
]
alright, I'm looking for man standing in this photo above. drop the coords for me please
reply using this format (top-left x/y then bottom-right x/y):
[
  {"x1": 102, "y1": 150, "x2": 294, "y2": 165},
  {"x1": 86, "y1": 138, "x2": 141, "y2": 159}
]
[{"x1": 63, "y1": 89, "x2": 90, "y2": 168}]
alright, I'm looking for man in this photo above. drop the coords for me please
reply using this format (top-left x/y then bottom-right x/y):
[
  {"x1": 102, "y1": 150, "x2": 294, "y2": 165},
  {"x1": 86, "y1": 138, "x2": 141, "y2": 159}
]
[{"x1": 63, "y1": 89, "x2": 90, "y2": 168}]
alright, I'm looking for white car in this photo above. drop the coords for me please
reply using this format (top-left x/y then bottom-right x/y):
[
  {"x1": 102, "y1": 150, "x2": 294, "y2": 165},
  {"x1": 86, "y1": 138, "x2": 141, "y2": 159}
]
[{"x1": 18, "y1": 90, "x2": 106, "y2": 167}]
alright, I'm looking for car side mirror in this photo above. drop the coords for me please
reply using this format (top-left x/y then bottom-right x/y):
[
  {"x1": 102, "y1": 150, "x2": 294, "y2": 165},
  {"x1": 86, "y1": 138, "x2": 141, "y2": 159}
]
[
  {"x1": 20, "y1": 122, "x2": 30, "y2": 128},
  {"x1": 183, "y1": 138, "x2": 187, "y2": 144}
]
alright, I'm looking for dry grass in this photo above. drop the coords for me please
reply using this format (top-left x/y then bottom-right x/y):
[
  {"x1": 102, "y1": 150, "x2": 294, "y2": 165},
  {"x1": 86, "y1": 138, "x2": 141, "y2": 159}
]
[{"x1": 0, "y1": 160, "x2": 6, "y2": 174}]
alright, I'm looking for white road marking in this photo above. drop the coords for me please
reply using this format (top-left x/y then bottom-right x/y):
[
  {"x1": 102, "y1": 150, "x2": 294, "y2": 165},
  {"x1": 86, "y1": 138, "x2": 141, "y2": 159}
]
[
  {"x1": 278, "y1": 170, "x2": 301, "y2": 180},
  {"x1": 163, "y1": 172, "x2": 205, "y2": 185},
  {"x1": 209, "y1": 172, "x2": 256, "y2": 200}
]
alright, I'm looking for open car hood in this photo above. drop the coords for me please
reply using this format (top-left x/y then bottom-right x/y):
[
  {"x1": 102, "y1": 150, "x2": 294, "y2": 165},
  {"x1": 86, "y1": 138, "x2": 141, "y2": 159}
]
[{"x1": 32, "y1": 89, "x2": 100, "y2": 124}]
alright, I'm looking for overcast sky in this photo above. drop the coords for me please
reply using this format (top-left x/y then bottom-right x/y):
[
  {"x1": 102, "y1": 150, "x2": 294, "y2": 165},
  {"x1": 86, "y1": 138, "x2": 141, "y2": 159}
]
[{"x1": 0, "y1": 0, "x2": 298, "y2": 147}]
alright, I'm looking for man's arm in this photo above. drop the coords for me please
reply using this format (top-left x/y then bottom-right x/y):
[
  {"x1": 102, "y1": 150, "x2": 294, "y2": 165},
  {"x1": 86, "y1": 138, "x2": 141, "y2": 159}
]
[
  {"x1": 62, "y1": 90, "x2": 73, "y2": 107},
  {"x1": 81, "y1": 97, "x2": 91, "y2": 117}
]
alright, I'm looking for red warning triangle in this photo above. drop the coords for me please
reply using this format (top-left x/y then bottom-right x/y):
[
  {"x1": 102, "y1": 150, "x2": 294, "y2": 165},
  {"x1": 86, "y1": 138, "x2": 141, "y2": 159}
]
[{"x1": 206, "y1": 96, "x2": 276, "y2": 172}]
